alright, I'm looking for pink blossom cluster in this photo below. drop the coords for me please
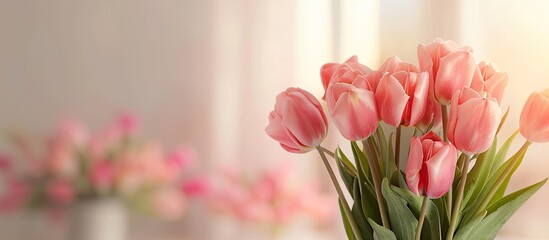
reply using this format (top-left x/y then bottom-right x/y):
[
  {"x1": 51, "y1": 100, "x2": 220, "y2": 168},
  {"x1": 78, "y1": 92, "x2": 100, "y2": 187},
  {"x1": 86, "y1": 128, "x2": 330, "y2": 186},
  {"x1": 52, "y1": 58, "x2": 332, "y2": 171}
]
[
  {"x1": 208, "y1": 162, "x2": 336, "y2": 226},
  {"x1": 0, "y1": 114, "x2": 208, "y2": 220}
]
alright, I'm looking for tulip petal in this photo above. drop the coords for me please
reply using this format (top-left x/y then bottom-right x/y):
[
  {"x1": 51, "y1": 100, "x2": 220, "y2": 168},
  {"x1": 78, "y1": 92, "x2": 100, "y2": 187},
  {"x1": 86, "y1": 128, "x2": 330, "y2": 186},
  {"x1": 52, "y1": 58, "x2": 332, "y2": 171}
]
[
  {"x1": 280, "y1": 92, "x2": 327, "y2": 147},
  {"x1": 320, "y1": 63, "x2": 340, "y2": 99},
  {"x1": 424, "y1": 144, "x2": 457, "y2": 198},
  {"x1": 331, "y1": 88, "x2": 378, "y2": 141},
  {"x1": 405, "y1": 137, "x2": 424, "y2": 196},
  {"x1": 375, "y1": 74, "x2": 409, "y2": 126},
  {"x1": 434, "y1": 51, "x2": 476, "y2": 104},
  {"x1": 265, "y1": 111, "x2": 304, "y2": 151},
  {"x1": 408, "y1": 72, "x2": 429, "y2": 126},
  {"x1": 484, "y1": 72, "x2": 508, "y2": 104},
  {"x1": 452, "y1": 98, "x2": 501, "y2": 154}
]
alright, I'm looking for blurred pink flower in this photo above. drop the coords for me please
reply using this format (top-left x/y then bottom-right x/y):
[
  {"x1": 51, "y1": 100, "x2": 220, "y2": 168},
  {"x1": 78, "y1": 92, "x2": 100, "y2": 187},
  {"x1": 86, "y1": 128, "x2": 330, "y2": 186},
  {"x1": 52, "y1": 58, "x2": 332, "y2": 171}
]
[
  {"x1": 116, "y1": 112, "x2": 140, "y2": 136},
  {"x1": 166, "y1": 146, "x2": 195, "y2": 172},
  {"x1": 0, "y1": 178, "x2": 29, "y2": 212},
  {"x1": 181, "y1": 176, "x2": 210, "y2": 198},
  {"x1": 90, "y1": 161, "x2": 115, "y2": 193},
  {"x1": 152, "y1": 188, "x2": 186, "y2": 221},
  {"x1": 46, "y1": 180, "x2": 75, "y2": 205},
  {"x1": 208, "y1": 162, "x2": 336, "y2": 225},
  {"x1": 0, "y1": 154, "x2": 11, "y2": 171}
]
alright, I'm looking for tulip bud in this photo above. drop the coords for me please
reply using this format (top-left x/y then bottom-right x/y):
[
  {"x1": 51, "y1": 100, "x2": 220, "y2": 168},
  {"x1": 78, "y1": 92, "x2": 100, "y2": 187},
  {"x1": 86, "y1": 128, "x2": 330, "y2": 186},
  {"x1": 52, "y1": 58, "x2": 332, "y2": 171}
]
[
  {"x1": 323, "y1": 57, "x2": 378, "y2": 141},
  {"x1": 471, "y1": 62, "x2": 508, "y2": 105},
  {"x1": 519, "y1": 89, "x2": 549, "y2": 143},
  {"x1": 418, "y1": 38, "x2": 476, "y2": 105},
  {"x1": 448, "y1": 88, "x2": 501, "y2": 154},
  {"x1": 375, "y1": 70, "x2": 429, "y2": 127},
  {"x1": 405, "y1": 131, "x2": 457, "y2": 198},
  {"x1": 265, "y1": 88, "x2": 328, "y2": 153}
]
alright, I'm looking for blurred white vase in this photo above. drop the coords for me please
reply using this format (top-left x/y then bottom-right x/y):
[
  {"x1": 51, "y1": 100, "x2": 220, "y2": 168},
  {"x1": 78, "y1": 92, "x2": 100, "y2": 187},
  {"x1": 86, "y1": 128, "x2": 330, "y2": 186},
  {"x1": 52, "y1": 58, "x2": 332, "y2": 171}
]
[{"x1": 68, "y1": 198, "x2": 127, "y2": 240}]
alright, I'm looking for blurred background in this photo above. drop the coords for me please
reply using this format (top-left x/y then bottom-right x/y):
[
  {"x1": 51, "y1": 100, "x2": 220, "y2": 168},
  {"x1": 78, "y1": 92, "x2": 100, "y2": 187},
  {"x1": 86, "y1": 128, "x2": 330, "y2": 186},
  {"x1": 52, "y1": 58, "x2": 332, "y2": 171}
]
[{"x1": 1, "y1": 0, "x2": 548, "y2": 239}]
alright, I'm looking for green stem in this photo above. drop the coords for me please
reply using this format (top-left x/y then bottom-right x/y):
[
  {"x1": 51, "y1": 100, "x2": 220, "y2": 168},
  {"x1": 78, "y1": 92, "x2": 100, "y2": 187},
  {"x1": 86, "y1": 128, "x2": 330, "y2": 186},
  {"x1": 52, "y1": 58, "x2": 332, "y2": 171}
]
[
  {"x1": 446, "y1": 187, "x2": 453, "y2": 222},
  {"x1": 415, "y1": 196, "x2": 429, "y2": 240},
  {"x1": 446, "y1": 154, "x2": 471, "y2": 240},
  {"x1": 320, "y1": 146, "x2": 335, "y2": 158},
  {"x1": 395, "y1": 126, "x2": 402, "y2": 170},
  {"x1": 471, "y1": 141, "x2": 531, "y2": 218},
  {"x1": 362, "y1": 140, "x2": 390, "y2": 228},
  {"x1": 316, "y1": 147, "x2": 363, "y2": 239},
  {"x1": 441, "y1": 105, "x2": 448, "y2": 142}
]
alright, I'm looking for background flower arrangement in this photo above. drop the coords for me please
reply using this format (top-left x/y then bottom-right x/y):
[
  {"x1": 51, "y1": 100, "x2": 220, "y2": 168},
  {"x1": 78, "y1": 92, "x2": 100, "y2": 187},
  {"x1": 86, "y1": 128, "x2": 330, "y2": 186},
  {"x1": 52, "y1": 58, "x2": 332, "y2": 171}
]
[
  {"x1": 207, "y1": 162, "x2": 336, "y2": 236},
  {"x1": 266, "y1": 38, "x2": 548, "y2": 239},
  {"x1": 0, "y1": 114, "x2": 208, "y2": 221}
]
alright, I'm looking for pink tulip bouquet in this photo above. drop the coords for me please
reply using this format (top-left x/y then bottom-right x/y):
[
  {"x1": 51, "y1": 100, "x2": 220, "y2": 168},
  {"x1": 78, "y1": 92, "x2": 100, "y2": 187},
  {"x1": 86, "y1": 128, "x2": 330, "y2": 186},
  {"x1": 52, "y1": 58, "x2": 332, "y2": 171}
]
[
  {"x1": 266, "y1": 39, "x2": 548, "y2": 240},
  {"x1": 0, "y1": 114, "x2": 207, "y2": 221}
]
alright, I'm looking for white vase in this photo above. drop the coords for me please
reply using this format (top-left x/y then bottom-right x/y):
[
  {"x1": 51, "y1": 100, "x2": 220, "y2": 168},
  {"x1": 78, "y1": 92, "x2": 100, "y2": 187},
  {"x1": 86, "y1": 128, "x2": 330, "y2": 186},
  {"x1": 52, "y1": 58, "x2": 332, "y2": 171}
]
[{"x1": 68, "y1": 198, "x2": 128, "y2": 240}]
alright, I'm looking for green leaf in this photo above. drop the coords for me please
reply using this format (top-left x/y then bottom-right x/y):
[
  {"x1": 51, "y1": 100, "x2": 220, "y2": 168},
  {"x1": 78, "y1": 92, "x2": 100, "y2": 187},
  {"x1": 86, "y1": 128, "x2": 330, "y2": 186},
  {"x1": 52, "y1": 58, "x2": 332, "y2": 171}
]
[
  {"x1": 465, "y1": 178, "x2": 547, "y2": 240},
  {"x1": 495, "y1": 106, "x2": 510, "y2": 135},
  {"x1": 360, "y1": 178, "x2": 382, "y2": 224},
  {"x1": 351, "y1": 141, "x2": 371, "y2": 185},
  {"x1": 352, "y1": 180, "x2": 375, "y2": 239},
  {"x1": 339, "y1": 199, "x2": 356, "y2": 240},
  {"x1": 392, "y1": 186, "x2": 441, "y2": 240},
  {"x1": 337, "y1": 147, "x2": 358, "y2": 176},
  {"x1": 336, "y1": 148, "x2": 357, "y2": 195},
  {"x1": 381, "y1": 178, "x2": 418, "y2": 240},
  {"x1": 432, "y1": 197, "x2": 448, "y2": 234},
  {"x1": 462, "y1": 144, "x2": 527, "y2": 224},
  {"x1": 462, "y1": 140, "x2": 497, "y2": 210},
  {"x1": 491, "y1": 131, "x2": 519, "y2": 175},
  {"x1": 453, "y1": 211, "x2": 486, "y2": 240},
  {"x1": 368, "y1": 218, "x2": 397, "y2": 240}
]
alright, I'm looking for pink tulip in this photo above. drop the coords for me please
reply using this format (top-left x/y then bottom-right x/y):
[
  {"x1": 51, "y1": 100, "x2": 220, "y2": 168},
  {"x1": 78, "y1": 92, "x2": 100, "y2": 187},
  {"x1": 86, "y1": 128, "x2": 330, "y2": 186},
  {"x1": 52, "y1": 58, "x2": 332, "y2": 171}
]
[
  {"x1": 416, "y1": 98, "x2": 443, "y2": 133},
  {"x1": 375, "y1": 70, "x2": 429, "y2": 127},
  {"x1": 323, "y1": 57, "x2": 378, "y2": 140},
  {"x1": 519, "y1": 89, "x2": 549, "y2": 143},
  {"x1": 265, "y1": 88, "x2": 328, "y2": 153},
  {"x1": 320, "y1": 56, "x2": 373, "y2": 99},
  {"x1": 418, "y1": 38, "x2": 476, "y2": 105},
  {"x1": 367, "y1": 55, "x2": 419, "y2": 91},
  {"x1": 405, "y1": 131, "x2": 457, "y2": 198},
  {"x1": 448, "y1": 88, "x2": 501, "y2": 154},
  {"x1": 471, "y1": 62, "x2": 508, "y2": 104}
]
